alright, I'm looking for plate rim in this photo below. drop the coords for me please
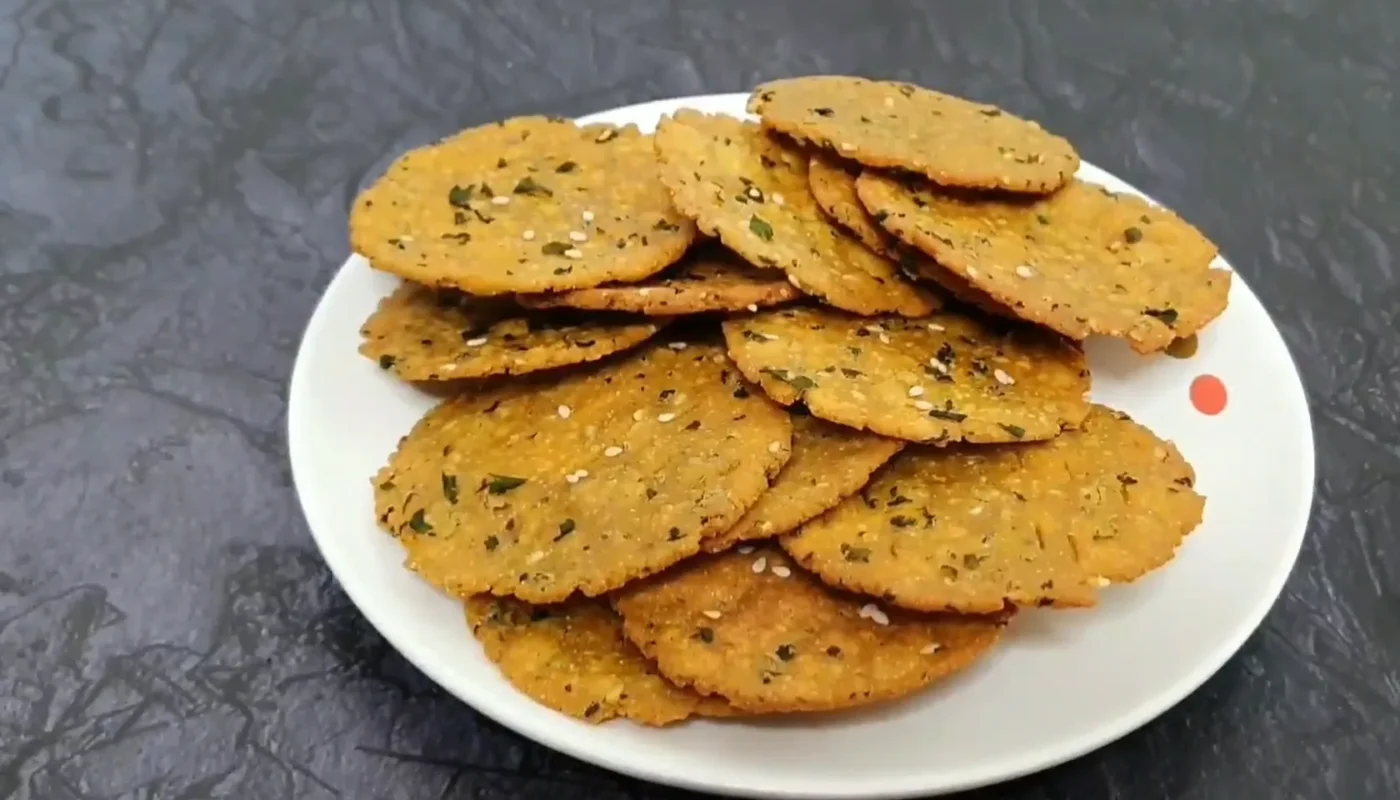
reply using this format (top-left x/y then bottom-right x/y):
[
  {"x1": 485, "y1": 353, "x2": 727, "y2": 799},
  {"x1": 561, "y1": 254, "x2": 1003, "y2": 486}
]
[{"x1": 287, "y1": 91, "x2": 1317, "y2": 799}]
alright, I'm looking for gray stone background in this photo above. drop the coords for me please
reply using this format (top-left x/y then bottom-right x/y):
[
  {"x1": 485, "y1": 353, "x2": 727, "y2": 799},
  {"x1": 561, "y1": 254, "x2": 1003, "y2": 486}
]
[{"x1": 1, "y1": 0, "x2": 1397, "y2": 797}]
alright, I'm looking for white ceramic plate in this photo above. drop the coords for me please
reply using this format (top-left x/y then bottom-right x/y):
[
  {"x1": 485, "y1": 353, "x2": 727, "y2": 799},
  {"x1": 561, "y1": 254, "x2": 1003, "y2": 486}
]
[{"x1": 287, "y1": 93, "x2": 1315, "y2": 799}]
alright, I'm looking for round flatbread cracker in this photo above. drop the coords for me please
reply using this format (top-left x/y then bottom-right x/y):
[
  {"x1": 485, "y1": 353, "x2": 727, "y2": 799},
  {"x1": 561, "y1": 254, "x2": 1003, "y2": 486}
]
[
  {"x1": 653, "y1": 110, "x2": 939, "y2": 316},
  {"x1": 750, "y1": 76, "x2": 1078, "y2": 194},
  {"x1": 1047, "y1": 405, "x2": 1205, "y2": 582},
  {"x1": 721, "y1": 306, "x2": 1091, "y2": 445},
  {"x1": 701, "y1": 412, "x2": 903, "y2": 553},
  {"x1": 612, "y1": 547, "x2": 1006, "y2": 713},
  {"x1": 374, "y1": 340, "x2": 793, "y2": 603},
  {"x1": 857, "y1": 172, "x2": 1232, "y2": 353},
  {"x1": 806, "y1": 154, "x2": 1009, "y2": 316},
  {"x1": 518, "y1": 245, "x2": 801, "y2": 315},
  {"x1": 466, "y1": 596, "x2": 733, "y2": 725},
  {"x1": 350, "y1": 116, "x2": 696, "y2": 295},
  {"x1": 782, "y1": 404, "x2": 1204, "y2": 612},
  {"x1": 360, "y1": 282, "x2": 663, "y2": 381}
]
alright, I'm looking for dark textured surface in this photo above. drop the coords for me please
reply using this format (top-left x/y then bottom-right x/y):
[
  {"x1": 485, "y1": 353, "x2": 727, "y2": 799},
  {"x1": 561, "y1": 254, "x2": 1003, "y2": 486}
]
[{"x1": 1, "y1": 0, "x2": 1397, "y2": 797}]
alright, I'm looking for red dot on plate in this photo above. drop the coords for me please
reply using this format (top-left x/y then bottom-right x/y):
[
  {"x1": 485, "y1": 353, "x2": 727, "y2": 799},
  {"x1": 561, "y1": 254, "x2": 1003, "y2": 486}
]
[{"x1": 1190, "y1": 374, "x2": 1227, "y2": 416}]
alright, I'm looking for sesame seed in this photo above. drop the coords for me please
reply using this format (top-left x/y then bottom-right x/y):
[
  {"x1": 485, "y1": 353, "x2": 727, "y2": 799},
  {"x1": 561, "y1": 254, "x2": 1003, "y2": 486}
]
[
  {"x1": 565, "y1": 473, "x2": 580, "y2": 484},
  {"x1": 703, "y1": 610, "x2": 722, "y2": 619},
  {"x1": 668, "y1": 342, "x2": 688, "y2": 351},
  {"x1": 920, "y1": 643, "x2": 943, "y2": 655},
  {"x1": 908, "y1": 385, "x2": 925, "y2": 397},
  {"x1": 927, "y1": 323, "x2": 945, "y2": 332},
  {"x1": 787, "y1": 274, "x2": 802, "y2": 289},
  {"x1": 633, "y1": 409, "x2": 646, "y2": 421},
  {"x1": 928, "y1": 359, "x2": 948, "y2": 374},
  {"x1": 966, "y1": 267, "x2": 980, "y2": 278},
  {"x1": 1016, "y1": 264, "x2": 1036, "y2": 279},
  {"x1": 840, "y1": 142, "x2": 855, "y2": 151},
  {"x1": 527, "y1": 550, "x2": 544, "y2": 563},
  {"x1": 1094, "y1": 576, "x2": 1112, "y2": 587},
  {"x1": 970, "y1": 505, "x2": 983, "y2": 515},
  {"x1": 747, "y1": 186, "x2": 762, "y2": 200},
  {"x1": 761, "y1": 333, "x2": 779, "y2": 341},
  {"x1": 771, "y1": 565, "x2": 791, "y2": 578},
  {"x1": 557, "y1": 405, "x2": 572, "y2": 419},
  {"x1": 993, "y1": 368, "x2": 1015, "y2": 385},
  {"x1": 884, "y1": 96, "x2": 895, "y2": 107},
  {"x1": 747, "y1": 304, "x2": 758, "y2": 312},
  {"x1": 737, "y1": 544, "x2": 755, "y2": 555},
  {"x1": 638, "y1": 287, "x2": 652, "y2": 295},
  {"x1": 575, "y1": 469, "x2": 589, "y2": 479},
  {"x1": 772, "y1": 192, "x2": 785, "y2": 206},
  {"x1": 768, "y1": 441, "x2": 782, "y2": 454},
  {"x1": 568, "y1": 230, "x2": 587, "y2": 242},
  {"x1": 564, "y1": 248, "x2": 583, "y2": 259},
  {"x1": 582, "y1": 210, "x2": 595, "y2": 223},
  {"x1": 491, "y1": 195, "x2": 510, "y2": 206},
  {"x1": 752, "y1": 557, "x2": 767, "y2": 573},
  {"x1": 878, "y1": 333, "x2": 891, "y2": 344},
  {"x1": 914, "y1": 400, "x2": 934, "y2": 411},
  {"x1": 522, "y1": 229, "x2": 536, "y2": 241},
  {"x1": 858, "y1": 603, "x2": 890, "y2": 626},
  {"x1": 657, "y1": 413, "x2": 677, "y2": 423},
  {"x1": 603, "y1": 446, "x2": 624, "y2": 457},
  {"x1": 465, "y1": 337, "x2": 488, "y2": 346}
]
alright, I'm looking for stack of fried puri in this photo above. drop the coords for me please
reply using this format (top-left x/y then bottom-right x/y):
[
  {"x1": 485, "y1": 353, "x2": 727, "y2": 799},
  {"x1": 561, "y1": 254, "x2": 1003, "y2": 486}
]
[{"x1": 349, "y1": 76, "x2": 1219, "y2": 725}]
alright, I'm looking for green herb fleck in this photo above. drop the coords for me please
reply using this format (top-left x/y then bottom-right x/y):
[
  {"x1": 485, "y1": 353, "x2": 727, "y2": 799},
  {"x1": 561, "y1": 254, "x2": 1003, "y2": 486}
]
[
  {"x1": 541, "y1": 241, "x2": 571, "y2": 256},
  {"x1": 999, "y1": 423, "x2": 1026, "y2": 439},
  {"x1": 1036, "y1": 214, "x2": 1050, "y2": 225},
  {"x1": 1124, "y1": 226, "x2": 1143, "y2": 243},
  {"x1": 555, "y1": 160, "x2": 578, "y2": 173},
  {"x1": 485, "y1": 474, "x2": 528, "y2": 494},
  {"x1": 979, "y1": 108, "x2": 1002, "y2": 117},
  {"x1": 378, "y1": 354, "x2": 397, "y2": 369},
  {"x1": 484, "y1": 535, "x2": 499, "y2": 551},
  {"x1": 695, "y1": 626, "x2": 715, "y2": 644},
  {"x1": 654, "y1": 219, "x2": 681, "y2": 232},
  {"x1": 555, "y1": 518, "x2": 576, "y2": 539},
  {"x1": 749, "y1": 215, "x2": 774, "y2": 241},
  {"x1": 408, "y1": 510, "x2": 433, "y2": 534},
  {"x1": 448, "y1": 184, "x2": 475, "y2": 208},
  {"x1": 890, "y1": 515, "x2": 916, "y2": 528},
  {"x1": 812, "y1": 107, "x2": 834, "y2": 117},
  {"x1": 442, "y1": 473, "x2": 459, "y2": 504},
  {"x1": 776, "y1": 643, "x2": 797, "y2": 660},
  {"x1": 760, "y1": 154, "x2": 777, "y2": 169},
  {"x1": 513, "y1": 176, "x2": 552, "y2": 196},
  {"x1": 840, "y1": 368, "x2": 864, "y2": 378},
  {"x1": 927, "y1": 408, "x2": 968, "y2": 422},
  {"x1": 841, "y1": 544, "x2": 871, "y2": 563},
  {"x1": 826, "y1": 645, "x2": 842, "y2": 657}
]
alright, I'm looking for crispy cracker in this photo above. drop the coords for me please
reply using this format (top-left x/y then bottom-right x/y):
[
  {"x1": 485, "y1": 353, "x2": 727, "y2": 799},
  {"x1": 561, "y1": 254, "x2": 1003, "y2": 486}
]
[
  {"x1": 782, "y1": 450, "x2": 1096, "y2": 614},
  {"x1": 857, "y1": 173, "x2": 1232, "y2": 353},
  {"x1": 702, "y1": 413, "x2": 903, "y2": 553},
  {"x1": 519, "y1": 244, "x2": 800, "y2": 315},
  {"x1": 782, "y1": 403, "x2": 1204, "y2": 611},
  {"x1": 351, "y1": 117, "x2": 696, "y2": 295},
  {"x1": 612, "y1": 547, "x2": 1006, "y2": 713},
  {"x1": 750, "y1": 76, "x2": 1078, "y2": 194},
  {"x1": 653, "y1": 110, "x2": 939, "y2": 316},
  {"x1": 374, "y1": 340, "x2": 792, "y2": 603},
  {"x1": 1050, "y1": 405, "x2": 1205, "y2": 582},
  {"x1": 360, "y1": 282, "x2": 662, "y2": 381},
  {"x1": 721, "y1": 306, "x2": 1090, "y2": 445},
  {"x1": 806, "y1": 154, "x2": 1010, "y2": 316},
  {"x1": 466, "y1": 595, "x2": 732, "y2": 725}
]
